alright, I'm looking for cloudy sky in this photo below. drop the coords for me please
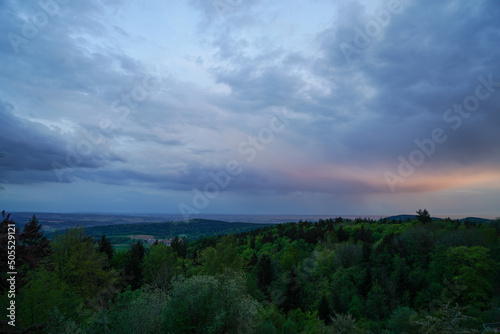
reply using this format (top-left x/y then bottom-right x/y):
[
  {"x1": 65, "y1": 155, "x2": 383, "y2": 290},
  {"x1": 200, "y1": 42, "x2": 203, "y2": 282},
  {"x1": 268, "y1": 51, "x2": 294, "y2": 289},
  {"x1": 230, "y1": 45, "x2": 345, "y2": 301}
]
[{"x1": 1, "y1": 0, "x2": 499, "y2": 217}]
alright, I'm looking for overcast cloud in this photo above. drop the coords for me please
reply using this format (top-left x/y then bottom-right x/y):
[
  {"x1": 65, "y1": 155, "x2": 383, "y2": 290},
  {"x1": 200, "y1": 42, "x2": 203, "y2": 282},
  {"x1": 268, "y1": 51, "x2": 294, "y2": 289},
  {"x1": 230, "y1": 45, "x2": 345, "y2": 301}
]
[{"x1": 1, "y1": 0, "x2": 499, "y2": 217}]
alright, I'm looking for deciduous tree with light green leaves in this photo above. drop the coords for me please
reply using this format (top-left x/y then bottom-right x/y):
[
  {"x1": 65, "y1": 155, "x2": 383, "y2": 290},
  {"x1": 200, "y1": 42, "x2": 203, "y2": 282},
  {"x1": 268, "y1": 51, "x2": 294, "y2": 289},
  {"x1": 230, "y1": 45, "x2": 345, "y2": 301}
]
[
  {"x1": 199, "y1": 235, "x2": 244, "y2": 275},
  {"x1": 51, "y1": 228, "x2": 117, "y2": 301},
  {"x1": 162, "y1": 273, "x2": 259, "y2": 333},
  {"x1": 18, "y1": 266, "x2": 81, "y2": 328},
  {"x1": 442, "y1": 246, "x2": 496, "y2": 309},
  {"x1": 143, "y1": 243, "x2": 182, "y2": 289}
]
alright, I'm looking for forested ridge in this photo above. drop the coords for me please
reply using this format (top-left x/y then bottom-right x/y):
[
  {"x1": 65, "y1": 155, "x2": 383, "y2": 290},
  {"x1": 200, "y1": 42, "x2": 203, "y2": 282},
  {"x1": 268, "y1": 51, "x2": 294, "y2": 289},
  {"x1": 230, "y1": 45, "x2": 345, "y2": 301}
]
[
  {"x1": 1, "y1": 210, "x2": 499, "y2": 333},
  {"x1": 43, "y1": 218, "x2": 271, "y2": 245}
]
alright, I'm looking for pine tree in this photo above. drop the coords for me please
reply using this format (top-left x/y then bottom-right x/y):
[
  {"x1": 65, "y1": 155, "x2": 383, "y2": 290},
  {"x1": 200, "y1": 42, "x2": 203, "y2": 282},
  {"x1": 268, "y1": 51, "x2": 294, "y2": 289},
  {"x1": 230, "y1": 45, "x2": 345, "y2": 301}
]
[
  {"x1": 282, "y1": 268, "x2": 302, "y2": 313},
  {"x1": 359, "y1": 266, "x2": 372, "y2": 298},
  {"x1": 126, "y1": 240, "x2": 145, "y2": 290},
  {"x1": 257, "y1": 254, "x2": 273, "y2": 292},
  {"x1": 362, "y1": 242, "x2": 372, "y2": 263},
  {"x1": 416, "y1": 209, "x2": 432, "y2": 224},
  {"x1": 171, "y1": 236, "x2": 187, "y2": 258},
  {"x1": 19, "y1": 214, "x2": 52, "y2": 269},
  {"x1": 336, "y1": 226, "x2": 349, "y2": 243},
  {"x1": 249, "y1": 252, "x2": 258, "y2": 267},
  {"x1": 318, "y1": 294, "x2": 332, "y2": 324},
  {"x1": 98, "y1": 234, "x2": 114, "y2": 263},
  {"x1": 250, "y1": 236, "x2": 256, "y2": 249}
]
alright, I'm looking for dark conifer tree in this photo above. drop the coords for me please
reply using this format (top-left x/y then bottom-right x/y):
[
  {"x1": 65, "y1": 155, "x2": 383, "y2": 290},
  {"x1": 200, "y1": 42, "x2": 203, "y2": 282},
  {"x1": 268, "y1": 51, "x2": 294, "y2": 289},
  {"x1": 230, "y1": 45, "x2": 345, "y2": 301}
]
[
  {"x1": 359, "y1": 266, "x2": 372, "y2": 298},
  {"x1": 330, "y1": 288, "x2": 346, "y2": 314},
  {"x1": 336, "y1": 226, "x2": 349, "y2": 243},
  {"x1": 249, "y1": 252, "x2": 259, "y2": 267},
  {"x1": 282, "y1": 268, "x2": 302, "y2": 313},
  {"x1": 98, "y1": 234, "x2": 113, "y2": 263},
  {"x1": 416, "y1": 209, "x2": 432, "y2": 224},
  {"x1": 171, "y1": 236, "x2": 187, "y2": 258},
  {"x1": 318, "y1": 294, "x2": 332, "y2": 324},
  {"x1": 257, "y1": 254, "x2": 273, "y2": 292},
  {"x1": 126, "y1": 240, "x2": 145, "y2": 290},
  {"x1": 19, "y1": 214, "x2": 52, "y2": 269},
  {"x1": 277, "y1": 242, "x2": 282, "y2": 252},
  {"x1": 362, "y1": 242, "x2": 372, "y2": 263}
]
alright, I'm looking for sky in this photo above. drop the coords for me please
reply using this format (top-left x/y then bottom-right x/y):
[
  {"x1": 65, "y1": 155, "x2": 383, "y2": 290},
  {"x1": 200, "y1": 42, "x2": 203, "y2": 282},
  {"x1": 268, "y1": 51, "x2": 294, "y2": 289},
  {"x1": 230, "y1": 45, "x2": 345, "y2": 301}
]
[{"x1": 1, "y1": 0, "x2": 499, "y2": 218}]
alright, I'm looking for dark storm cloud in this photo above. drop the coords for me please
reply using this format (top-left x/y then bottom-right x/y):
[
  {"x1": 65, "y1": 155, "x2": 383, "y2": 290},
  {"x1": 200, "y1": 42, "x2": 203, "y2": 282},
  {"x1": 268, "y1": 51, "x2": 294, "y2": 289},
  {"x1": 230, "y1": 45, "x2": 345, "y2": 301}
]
[
  {"x1": 0, "y1": 99, "x2": 67, "y2": 173},
  {"x1": 0, "y1": 0, "x2": 171, "y2": 185},
  {"x1": 327, "y1": 0, "x2": 500, "y2": 165},
  {"x1": 1, "y1": 0, "x2": 141, "y2": 97},
  {"x1": 1, "y1": 0, "x2": 500, "y2": 214},
  {"x1": 206, "y1": 0, "x2": 500, "y2": 175},
  {"x1": 0, "y1": 99, "x2": 125, "y2": 184}
]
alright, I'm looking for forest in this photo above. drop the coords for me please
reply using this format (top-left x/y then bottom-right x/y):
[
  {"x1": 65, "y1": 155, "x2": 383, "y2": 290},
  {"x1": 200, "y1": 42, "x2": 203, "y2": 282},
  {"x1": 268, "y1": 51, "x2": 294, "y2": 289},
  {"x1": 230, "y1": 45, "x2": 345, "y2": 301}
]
[
  {"x1": 47, "y1": 218, "x2": 271, "y2": 246},
  {"x1": 1, "y1": 209, "x2": 499, "y2": 333}
]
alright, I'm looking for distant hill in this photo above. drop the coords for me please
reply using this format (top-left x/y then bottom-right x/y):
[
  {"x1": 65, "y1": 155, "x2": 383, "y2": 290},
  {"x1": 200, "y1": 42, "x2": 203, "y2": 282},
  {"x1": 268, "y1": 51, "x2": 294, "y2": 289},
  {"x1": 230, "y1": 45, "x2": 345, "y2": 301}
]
[
  {"x1": 384, "y1": 214, "x2": 418, "y2": 221},
  {"x1": 384, "y1": 214, "x2": 491, "y2": 223},
  {"x1": 44, "y1": 218, "x2": 272, "y2": 245},
  {"x1": 383, "y1": 214, "x2": 441, "y2": 221},
  {"x1": 459, "y1": 217, "x2": 492, "y2": 224},
  {"x1": 9, "y1": 212, "x2": 174, "y2": 231}
]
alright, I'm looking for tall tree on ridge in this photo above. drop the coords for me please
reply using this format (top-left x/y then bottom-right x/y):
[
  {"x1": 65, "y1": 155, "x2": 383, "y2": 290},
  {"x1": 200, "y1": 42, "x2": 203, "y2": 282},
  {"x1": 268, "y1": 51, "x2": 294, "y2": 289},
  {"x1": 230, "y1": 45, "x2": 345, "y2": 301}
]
[
  {"x1": 98, "y1": 234, "x2": 114, "y2": 264},
  {"x1": 416, "y1": 209, "x2": 432, "y2": 224},
  {"x1": 19, "y1": 214, "x2": 52, "y2": 270}
]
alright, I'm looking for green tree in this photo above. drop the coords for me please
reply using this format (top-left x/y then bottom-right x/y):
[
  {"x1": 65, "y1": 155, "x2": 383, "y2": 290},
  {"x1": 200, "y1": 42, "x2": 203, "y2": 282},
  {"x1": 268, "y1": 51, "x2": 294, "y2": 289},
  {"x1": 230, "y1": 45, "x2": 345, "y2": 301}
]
[
  {"x1": 336, "y1": 226, "x2": 349, "y2": 243},
  {"x1": 125, "y1": 240, "x2": 145, "y2": 290},
  {"x1": 97, "y1": 235, "x2": 113, "y2": 264},
  {"x1": 388, "y1": 306, "x2": 418, "y2": 334},
  {"x1": 282, "y1": 268, "x2": 303, "y2": 313},
  {"x1": 19, "y1": 214, "x2": 52, "y2": 269},
  {"x1": 257, "y1": 303, "x2": 286, "y2": 333},
  {"x1": 249, "y1": 252, "x2": 259, "y2": 267},
  {"x1": 257, "y1": 254, "x2": 273, "y2": 292},
  {"x1": 282, "y1": 318, "x2": 299, "y2": 334},
  {"x1": 330, "y1": 267, "x2": 358, "y2": 315},
  {"x1": 359, "y1": 266, "x2": 372, "y2": 298},
  {"x1": 143, "y1": 243, "x2": 181, "y2": 289},
  {"x1": 442, "y1": 246, "x2": 496, "y2": 309},
  {"x1": 162, "y1": 273, "x2": 259, "y2": 333},
  {"x1": 171, "y1": 236, "x2": 187, "y2": 258},
  {"x1": 327, "y1": 313, "x2": 362, "y2": 334},
  {"x1": 318, "y1": 294, "x2": 332, "y2": 324},
  {"x1": 366, "y1": 283, "x2": 389, "y2": 320},
  {"x1": 334, "y1": 243, "x2": 362, "y2": 269},
  {"x1": 415, "y1": 303, "x2": 479, "y2": 334},
  {"x1": 102, "y1": 285, "x2": 168, "y2": 334},
  {"x1": 200, "y1": 235, "x2": 244, "y2": 275},
  {"x1": 44, "y1": 307, "x2": 84, "y2": 334},
  {"x1": 347, "y1": 295, "x2": 363, "y2": 320},
  {"x1": 416, "y1": 209, "x2": 432, "y2": 224},
  {"x1": 51, "y1": 228, "x2": 116, "y2": 300},
  {"x1": 18, "y1": 266, "x2": 81, "y2": 328}
]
